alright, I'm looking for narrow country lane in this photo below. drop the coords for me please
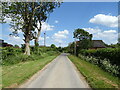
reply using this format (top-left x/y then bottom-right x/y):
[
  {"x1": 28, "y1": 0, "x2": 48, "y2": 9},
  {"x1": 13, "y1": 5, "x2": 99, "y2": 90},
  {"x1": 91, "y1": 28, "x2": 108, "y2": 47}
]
[{"x1": 20, "y1": 53, "x2": 90, "y2": 88}]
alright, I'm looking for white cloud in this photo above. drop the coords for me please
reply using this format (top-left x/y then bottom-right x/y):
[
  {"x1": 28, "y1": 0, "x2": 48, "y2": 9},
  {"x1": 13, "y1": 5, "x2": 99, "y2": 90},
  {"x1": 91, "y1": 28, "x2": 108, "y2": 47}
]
[
  {"x1": 83, "y1": 28, "x2": 101, "y2": 34},
  {"x1": 89, "y1": 14, "x2": 118, "y2": 27},
  {"x1": 6, "y1": 35, "x2": 24, "y2": 46},
  {"x1": 39, "y1": 36, "x2": 49, "y2": 41},
  {"x1": 4, "y1": 16, "x2": 54, "y2": 32},
  {"x1": 41, "y1": 21, "x2": 54, "y2": 31},
  {"x1": 103, "y1": 30, "x2": 117, "y2": 33},
  {"x1": 55, "y1": 20, "x2": 59, "y2": 23},
  {"x1": 83, "y1": 27, "x2": 118, "y2": 44},
  {"x1": 54, "y1": 39, "x2": 63, "y2": 43},
  {"x1": 35, "y1": 21, "x2": 54, "y2": 33},
  {"x1": 53, "y1": 30, "x2": 69, "y2": 39},
  {"x1": 52, "y1": 30, "x2": 69, "y2": 44}
]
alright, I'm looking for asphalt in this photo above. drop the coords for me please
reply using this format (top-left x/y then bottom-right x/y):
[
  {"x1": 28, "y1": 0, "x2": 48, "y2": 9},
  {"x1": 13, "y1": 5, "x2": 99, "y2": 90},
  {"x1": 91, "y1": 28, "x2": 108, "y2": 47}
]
[{"x1": 20, "y1": 53, "x2": 90, "y2": 88}]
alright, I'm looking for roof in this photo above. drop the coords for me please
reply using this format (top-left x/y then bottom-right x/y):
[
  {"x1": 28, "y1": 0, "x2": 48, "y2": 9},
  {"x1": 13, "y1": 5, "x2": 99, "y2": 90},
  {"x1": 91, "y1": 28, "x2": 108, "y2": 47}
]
[
  {"x1": 76, "y1": 40, "x2": 106, "y2": 48},
  {"x1": 92, "y1": 40, "x2": 106, "y2": 48}
]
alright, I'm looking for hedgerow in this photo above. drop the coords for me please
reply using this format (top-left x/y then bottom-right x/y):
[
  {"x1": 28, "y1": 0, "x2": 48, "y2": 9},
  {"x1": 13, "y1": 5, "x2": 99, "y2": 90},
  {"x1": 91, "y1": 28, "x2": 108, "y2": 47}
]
[
  {"x1": 1, "y1": 47, "x2": 58, "y2": 65},
  {"x1": 79, "y1": 48, "x2": 120, "y2": 66},
  {"x1": 78, "y1": 54, "x2": 120, "y2": 76}
]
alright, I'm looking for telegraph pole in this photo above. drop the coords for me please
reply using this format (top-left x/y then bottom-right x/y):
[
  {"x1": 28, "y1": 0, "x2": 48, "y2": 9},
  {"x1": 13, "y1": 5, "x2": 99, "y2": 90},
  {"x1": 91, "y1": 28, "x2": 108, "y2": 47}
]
[
  {"x1": 44, "y1": 31, "x2": 46, "y2": 47},
  {"x1": 74, "y1": 30, "x2": 76, "y2": 56},
  {"x1": 74, "y1": 37, "x2": 76, "y2": 56}
]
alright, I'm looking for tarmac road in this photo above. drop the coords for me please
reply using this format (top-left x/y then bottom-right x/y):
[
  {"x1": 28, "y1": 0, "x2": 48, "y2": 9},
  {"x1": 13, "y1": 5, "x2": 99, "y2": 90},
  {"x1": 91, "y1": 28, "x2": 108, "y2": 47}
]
[{"x1": 20, "y1": 53, "x2": 90, "y2": 88}]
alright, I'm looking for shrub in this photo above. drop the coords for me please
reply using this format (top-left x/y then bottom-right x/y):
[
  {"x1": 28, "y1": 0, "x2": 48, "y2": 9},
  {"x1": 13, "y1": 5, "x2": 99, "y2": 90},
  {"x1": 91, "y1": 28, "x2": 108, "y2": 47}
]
[
  {"x1": 2, "y1": 46, "x2": 58, "y2": 65},
  {"x1": 79, "y1": 48, "x2": 120, "y2": 66},
  {"x1": 78, "y1": 54, "x2": 120, "y2": 76},
  {"x1": 2, "y1": 47, "x2": 22, "y2": 60},
  {"x1": 2, "y1": 54, "x2": 37, "y2": 65}
]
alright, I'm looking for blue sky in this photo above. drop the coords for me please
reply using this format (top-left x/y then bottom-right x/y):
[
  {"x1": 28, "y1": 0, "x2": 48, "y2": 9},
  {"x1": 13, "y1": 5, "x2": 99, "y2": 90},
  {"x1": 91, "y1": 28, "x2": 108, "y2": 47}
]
[{"x1": 1, "y1": 2, "x2": 118, "y2": 47}]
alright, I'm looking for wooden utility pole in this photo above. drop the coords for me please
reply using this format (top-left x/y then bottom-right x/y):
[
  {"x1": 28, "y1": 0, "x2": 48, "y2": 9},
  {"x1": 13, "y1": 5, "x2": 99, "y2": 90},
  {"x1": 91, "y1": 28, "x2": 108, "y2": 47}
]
[
  {"x1": 74, "y1": 37, "x2": 76, "y2": 56},
  {"x1": 44, "y1": 31, "x2": 46, "y2": 47},
  {"x1": 74, "y1": 29, "x2": 76, "y2": 56}
]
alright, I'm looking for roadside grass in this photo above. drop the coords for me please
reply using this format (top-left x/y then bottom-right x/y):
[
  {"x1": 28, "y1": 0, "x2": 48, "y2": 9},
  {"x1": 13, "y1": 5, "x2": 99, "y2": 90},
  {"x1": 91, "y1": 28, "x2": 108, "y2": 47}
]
[
  {"x1": 68, "y1": 55, "x2": 120, "y2": 88},
  {"x1": 2, "y1": 52, "x2": 59, "y2": 88}
]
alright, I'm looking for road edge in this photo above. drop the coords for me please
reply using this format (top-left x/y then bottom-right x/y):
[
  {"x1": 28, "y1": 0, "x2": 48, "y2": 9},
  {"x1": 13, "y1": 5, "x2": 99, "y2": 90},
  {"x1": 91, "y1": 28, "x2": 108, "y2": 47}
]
[
  {"x1": 18, "y1": 55, "x2": 60, "y2": 88},
  {"x1": 66, "y1": 55, "x2": 91, "y2": 88}
]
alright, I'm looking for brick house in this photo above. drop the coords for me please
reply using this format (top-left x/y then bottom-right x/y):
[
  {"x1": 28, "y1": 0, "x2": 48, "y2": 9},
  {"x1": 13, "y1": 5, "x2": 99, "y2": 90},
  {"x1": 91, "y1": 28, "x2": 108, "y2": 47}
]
[{"x1": 0, "y1": 39, "x2": 13, "y2": 47}]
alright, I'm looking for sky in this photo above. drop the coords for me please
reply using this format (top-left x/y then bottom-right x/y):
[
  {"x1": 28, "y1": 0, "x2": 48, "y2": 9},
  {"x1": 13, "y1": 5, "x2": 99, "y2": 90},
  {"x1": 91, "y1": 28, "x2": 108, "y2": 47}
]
[{"x1": 1, "y1": 2, "x2": 119, "y2": 47}]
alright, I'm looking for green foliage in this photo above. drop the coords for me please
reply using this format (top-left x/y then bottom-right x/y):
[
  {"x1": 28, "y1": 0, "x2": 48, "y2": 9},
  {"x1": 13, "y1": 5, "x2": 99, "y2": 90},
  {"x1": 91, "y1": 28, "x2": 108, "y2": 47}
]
[
  {"x1": 51, "y1": 44, "x2": 56, "y2": 48},
  {"x1": 30, "y1": 46, "x2": 42, "y2": 55},
  {"x1": 73, "y1": 28, "x2": 93, "y2": 56},
  {"x1": 2, "y1": 47, "x2": 22, "y2": 60},
  {"x1": 2, "y1": 52, "x2": 59, "y2": 88},
  {"x1": 78, "y1": 54, "x2": 120, "y2": 76},
  {"x1": 79, "y1": 48, "x2": 120, "y2": 76},
  {"x1": 21, "y1": 44, "x2": 25, "y2": 53},
  {"x1": 2, "y1": 46, "x2": 58, "y2": 65},
  {"x1": 68, "y1": 55, "x2": 120, "y2": 88},
  {"x1": 79, "y1": 39, "x2": 92, "y2": 49},
  {"x1": 79, "y1": 48, "x2": 120, "y2": 66},
  {"x1": 73, "y1": 28, "x2": 92, "y2": 40},
  {"x1": 14, "y1": 45, "x2": 19, "y2": 48},
  {"x1": 57, "y1": 47, "x2": 63, "y2": 52},
  {"x1": 2, "y1": 2, "x2": 61, "y2": 55}
]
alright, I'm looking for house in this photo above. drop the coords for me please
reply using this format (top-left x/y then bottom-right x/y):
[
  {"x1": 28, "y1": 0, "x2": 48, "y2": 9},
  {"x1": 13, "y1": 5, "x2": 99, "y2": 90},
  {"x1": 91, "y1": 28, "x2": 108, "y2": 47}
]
[
  {"x1": 90, "y1": 40, "x2": 107, "y2": 49},
  {"x1": 76, "y1": 40, "x2": 106, "y2": 49},
  {"x1": 0, "y1": 39, "x2": 13, "y2": 47}
]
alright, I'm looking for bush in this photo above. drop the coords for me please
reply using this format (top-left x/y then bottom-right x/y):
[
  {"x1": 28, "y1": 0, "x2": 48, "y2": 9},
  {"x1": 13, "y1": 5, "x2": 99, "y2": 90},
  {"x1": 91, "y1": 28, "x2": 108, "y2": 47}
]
[
  {"x1": 2, "y1": 47, "x2": 22, "y2": 60},
  {"x1": 2, "y1": 54, "x2": 38, "y2": 65},
  {"x1": 78, "y1": 54, "x2": 120, "y2": 76},
  {"x1": 2, "y1": 46, "x2": 59, "y2": 65},
  {"x1": 79, "y1": 48, "x2": 120, "y2": 66}
]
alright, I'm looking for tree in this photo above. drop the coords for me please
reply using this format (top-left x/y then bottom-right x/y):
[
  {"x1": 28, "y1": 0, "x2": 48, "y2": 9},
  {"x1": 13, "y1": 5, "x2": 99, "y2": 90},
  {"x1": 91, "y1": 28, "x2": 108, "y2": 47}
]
[
  {"x1": 34, "y1": 2, "x2": 61, "y2": 46},
  {"x1": 73, "y1": 29, "x2": 92, "y2": 55},
  {"x1": 57, "y1": 47, "x2": 63, "y2": 52},
  {"x1": 14, "y1": 45, "x2": 19, "y2": 48},
  {"x1": 2, "y1": 2, "x2": 61, "y2": 55},
  {"x1": 51, "y1": 44, "x2": 56, "y2": 48}
]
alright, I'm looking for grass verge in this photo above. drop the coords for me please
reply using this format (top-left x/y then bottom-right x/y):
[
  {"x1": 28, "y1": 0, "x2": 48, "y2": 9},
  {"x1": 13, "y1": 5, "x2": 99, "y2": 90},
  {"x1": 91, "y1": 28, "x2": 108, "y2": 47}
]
[
  {"x1": 2, "y1": 52, "x2": 59, "y2": 88},
  {"x1": 68, "y1": 55, "x2": 120, "y2": 88}
]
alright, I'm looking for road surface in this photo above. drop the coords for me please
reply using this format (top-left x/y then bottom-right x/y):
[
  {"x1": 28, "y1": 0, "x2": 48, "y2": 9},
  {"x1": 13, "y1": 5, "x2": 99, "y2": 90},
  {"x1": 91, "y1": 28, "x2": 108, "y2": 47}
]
[{"x1": 20, "y1": 53, "x2": 90, "y2": 88}]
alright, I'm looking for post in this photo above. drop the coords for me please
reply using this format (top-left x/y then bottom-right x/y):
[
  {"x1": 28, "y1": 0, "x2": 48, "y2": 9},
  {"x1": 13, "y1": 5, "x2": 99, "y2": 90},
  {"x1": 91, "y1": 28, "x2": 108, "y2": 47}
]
[
  {"x1": 44, "y1": 31, "x2": 46, "y2": 47},
  {"x1": 74, "y1": 37, "x2": 76, "y2": 56}
]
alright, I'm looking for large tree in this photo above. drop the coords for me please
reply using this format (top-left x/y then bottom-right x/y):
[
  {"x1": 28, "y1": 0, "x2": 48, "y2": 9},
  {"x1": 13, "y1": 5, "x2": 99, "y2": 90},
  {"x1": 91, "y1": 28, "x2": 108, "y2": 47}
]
[
  {"x1": 33, "y1": 2, "x2": 61, "y2": 46},
  {"x1": 2, "y1": 2, "x2": 61, "y2": 55},
  {"x1": 73, "y1": 28, "x2": 92, "y2": 55}
]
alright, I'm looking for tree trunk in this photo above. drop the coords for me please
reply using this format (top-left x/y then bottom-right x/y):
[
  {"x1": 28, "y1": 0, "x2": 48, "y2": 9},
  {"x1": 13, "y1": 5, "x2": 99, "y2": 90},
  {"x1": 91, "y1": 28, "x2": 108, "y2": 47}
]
[
  {"x1": 24, "y1": 42, "x2": 30, "y2": 55},
  {"x1": 35, "y1": 30, "x2": 41, "y2": 45},
  {"x1": 24, "y1": 36, "x2": 30, "y2": 55},
  {"x1": 35, "y1": 22, "x2": 42, "y2": 46}
]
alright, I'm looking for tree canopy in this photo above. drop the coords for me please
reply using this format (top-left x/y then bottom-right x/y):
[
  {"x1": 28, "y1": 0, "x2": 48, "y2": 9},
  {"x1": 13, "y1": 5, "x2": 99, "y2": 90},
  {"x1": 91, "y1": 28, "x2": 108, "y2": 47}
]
[
  {"x1": 1, "y1": 2, "x2": 61, "y2": 55},
  {"x1": 73, "y1": 28, "x2": 93, "y2": 55},
  {"x1": 51, "y1": 44, "x2": 56, "y2": 48}
]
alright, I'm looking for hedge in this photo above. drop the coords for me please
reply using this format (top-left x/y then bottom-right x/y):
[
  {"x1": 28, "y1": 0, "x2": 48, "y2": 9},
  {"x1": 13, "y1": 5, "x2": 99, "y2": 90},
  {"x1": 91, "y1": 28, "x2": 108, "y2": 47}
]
[
  {"x1": 79, "y1": 48, "x2": 120, "y2": 66},
  {"x1": 78, "y1": 54, "x2": 120, "y2": 76}
]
